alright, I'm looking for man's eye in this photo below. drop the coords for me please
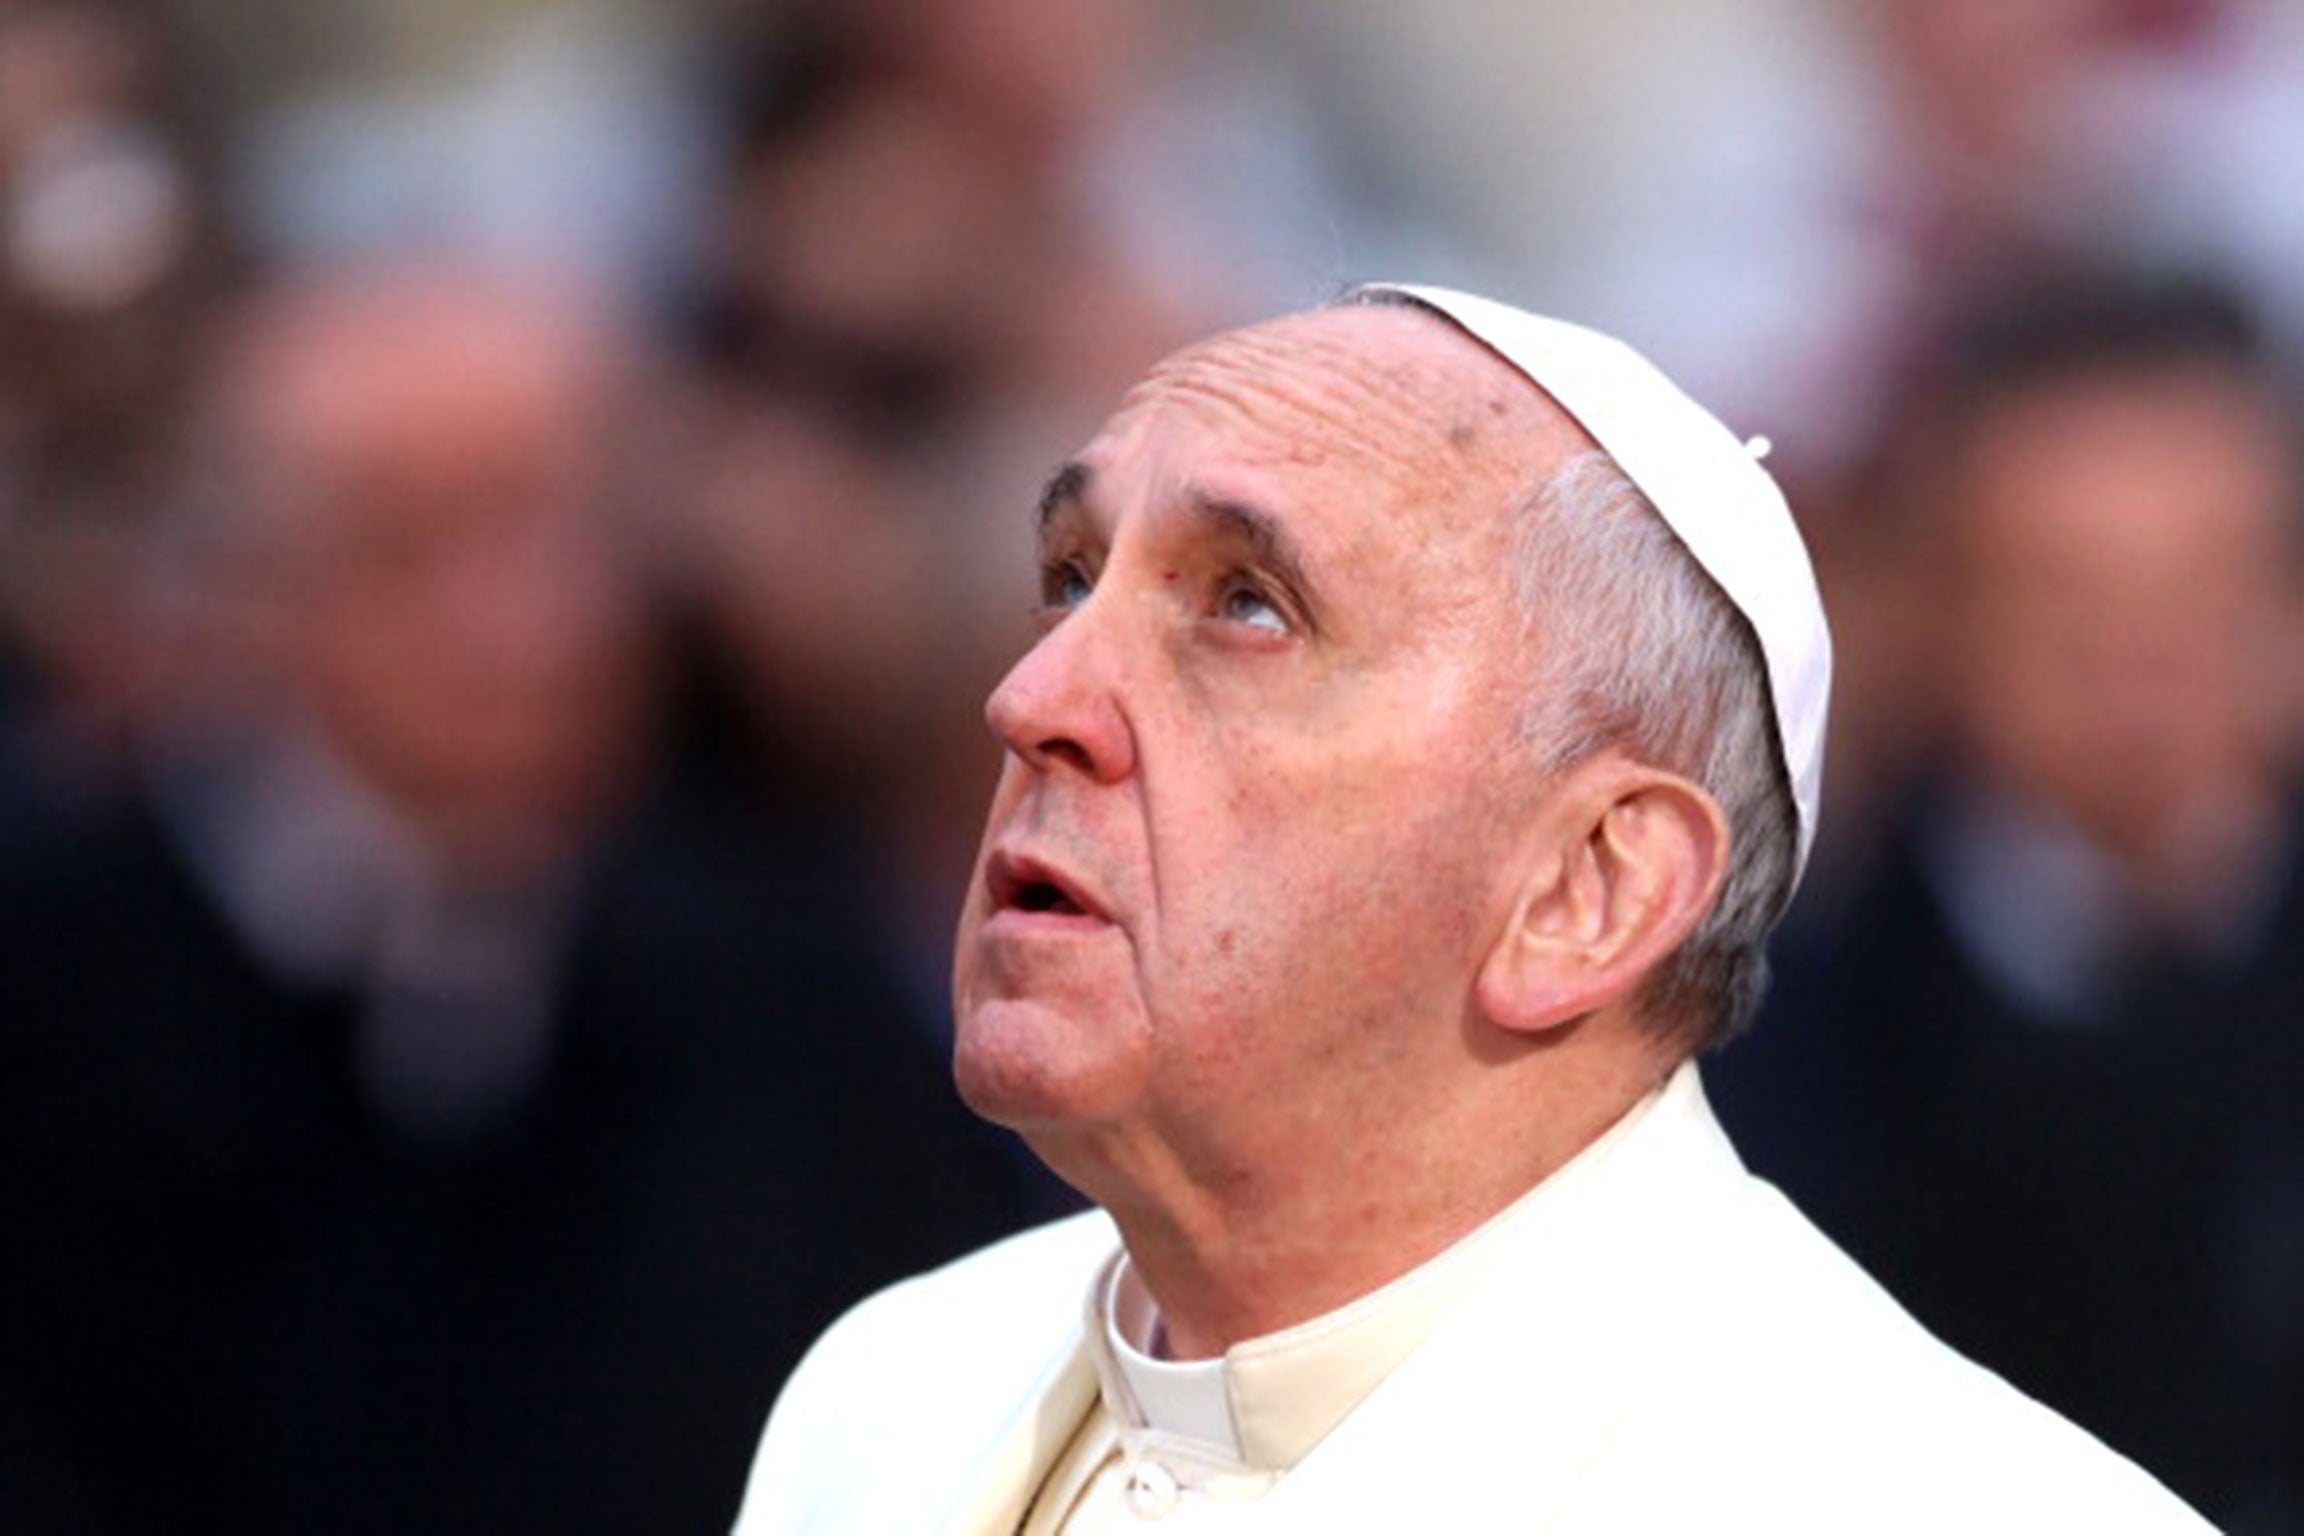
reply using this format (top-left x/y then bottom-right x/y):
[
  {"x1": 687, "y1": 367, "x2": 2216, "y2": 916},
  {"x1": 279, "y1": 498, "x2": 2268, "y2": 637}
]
[
  {"x1": 1041, "y1": 559, "x2": 1094, "y2": 611},
  {"x1": 1218, "y1": 584, "x2": 1289, "y2": 634}
]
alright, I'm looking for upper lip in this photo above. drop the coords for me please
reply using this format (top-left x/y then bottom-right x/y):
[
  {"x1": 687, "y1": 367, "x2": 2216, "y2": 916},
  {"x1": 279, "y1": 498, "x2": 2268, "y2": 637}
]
[{"x1": 986, "y1": 848, "x2": 1110, "y2": 922}]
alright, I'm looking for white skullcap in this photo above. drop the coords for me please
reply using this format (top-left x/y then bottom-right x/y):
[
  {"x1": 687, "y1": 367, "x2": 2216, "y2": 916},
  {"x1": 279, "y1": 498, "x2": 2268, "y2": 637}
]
[{"x1": 1353, "y1": 282, "x2": 1832, "y2": 886}]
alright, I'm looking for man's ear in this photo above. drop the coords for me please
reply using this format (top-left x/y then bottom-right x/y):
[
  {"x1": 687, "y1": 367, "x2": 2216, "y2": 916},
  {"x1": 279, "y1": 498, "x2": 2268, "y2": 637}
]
[{"x1": 1475, "y1": 755, "x2": 1730, "y2": 1036}]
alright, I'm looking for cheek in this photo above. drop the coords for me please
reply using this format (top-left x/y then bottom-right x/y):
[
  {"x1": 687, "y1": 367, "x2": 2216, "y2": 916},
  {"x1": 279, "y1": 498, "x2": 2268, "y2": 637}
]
[{"x1": 1148, "y1": 767, "x2": 1493, "y2": 1033}]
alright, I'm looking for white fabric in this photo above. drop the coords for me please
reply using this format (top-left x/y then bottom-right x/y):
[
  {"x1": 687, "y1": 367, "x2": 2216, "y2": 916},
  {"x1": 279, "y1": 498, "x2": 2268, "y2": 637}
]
[
  {"x1": 1039, "y1": 1078, "x2": 1681, "y2": 1530},
  {"x1": 1033, "y1": 1405, "x2": 1271, "y2": 1534},
  {"x1": 735, "y1": 1064, "x2": 2208, "y2": 1534},
  {"x1": 1099, "y1": 1263, "x2": 1238, "y2": 1454},
  {"x1": 1087, "y1": 1070, "x2": 1667, "y2": 1489},
  {"x1": 1352, "y1": 283, "x2": 1832, "y2": 883}
]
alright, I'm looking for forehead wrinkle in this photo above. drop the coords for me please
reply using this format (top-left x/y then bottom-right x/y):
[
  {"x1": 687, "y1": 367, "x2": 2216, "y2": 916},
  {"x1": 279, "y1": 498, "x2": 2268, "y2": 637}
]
[
  {"x1": 1083, "y1": 310, "x2": 1589, "y2": 654},
  {"x1": 1128, "y1": 317, "x2": 1522, "y2": 506}
]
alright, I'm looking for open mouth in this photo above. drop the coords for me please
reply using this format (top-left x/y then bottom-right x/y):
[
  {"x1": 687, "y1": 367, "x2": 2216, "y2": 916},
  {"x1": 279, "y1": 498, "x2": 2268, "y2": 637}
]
[
  {"x1": 1010, "y1": 879, "x2": 1086, "y2": 917},
  {"x1": 988, "y1": 851, "x2": 1102, "y2": 923}
]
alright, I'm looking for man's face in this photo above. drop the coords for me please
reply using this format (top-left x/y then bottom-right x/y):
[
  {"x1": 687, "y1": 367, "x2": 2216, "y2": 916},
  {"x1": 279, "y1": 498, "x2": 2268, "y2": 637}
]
[
  {"x1": 238, "y1": 294, "x2": 652, "y2": 872},
  {"x1": 951, "y1": 306, "x2": 1576, "y2": 1190},
  {"x1": 1948, "y1": 364, "x2": 2295, "y2": 867}
]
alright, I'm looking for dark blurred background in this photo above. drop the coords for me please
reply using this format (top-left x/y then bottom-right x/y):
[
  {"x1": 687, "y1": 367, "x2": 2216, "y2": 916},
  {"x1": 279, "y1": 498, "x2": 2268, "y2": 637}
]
[{"x1": 0, "y1": 0, "x2": 2298, "y2": 1531}]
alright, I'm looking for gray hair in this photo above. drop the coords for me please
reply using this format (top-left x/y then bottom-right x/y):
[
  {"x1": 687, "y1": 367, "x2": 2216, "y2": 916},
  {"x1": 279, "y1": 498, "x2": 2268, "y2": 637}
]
[{"x1": 1510, "y1": 451, "x2": 1796, "y2": 1051}]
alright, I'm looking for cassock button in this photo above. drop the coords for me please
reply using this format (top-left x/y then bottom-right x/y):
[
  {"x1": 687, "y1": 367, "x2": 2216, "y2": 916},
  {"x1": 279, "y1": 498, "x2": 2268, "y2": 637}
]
[{"x1": 1124, "y1": 1457, "x2": 1181, "y2": 1518}]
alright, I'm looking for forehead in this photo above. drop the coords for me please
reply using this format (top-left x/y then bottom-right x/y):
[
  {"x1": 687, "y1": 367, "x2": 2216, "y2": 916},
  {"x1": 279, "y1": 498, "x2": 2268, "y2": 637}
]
[{"x1": 1088, "y1": 305, "x2": 1575, "y2": 531}]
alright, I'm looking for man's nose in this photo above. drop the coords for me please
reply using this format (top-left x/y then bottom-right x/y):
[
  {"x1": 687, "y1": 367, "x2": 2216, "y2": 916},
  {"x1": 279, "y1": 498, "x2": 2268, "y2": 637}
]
[{"x1": 984, "y1": 603, "x2": 1136, "y2": 783}]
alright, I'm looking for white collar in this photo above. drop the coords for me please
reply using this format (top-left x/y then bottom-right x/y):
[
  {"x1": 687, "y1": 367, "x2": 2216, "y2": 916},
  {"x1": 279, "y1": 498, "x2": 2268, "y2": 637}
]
[{"x1": 1081, "y1": 1063, "x2": 1689, "y2": 1476}]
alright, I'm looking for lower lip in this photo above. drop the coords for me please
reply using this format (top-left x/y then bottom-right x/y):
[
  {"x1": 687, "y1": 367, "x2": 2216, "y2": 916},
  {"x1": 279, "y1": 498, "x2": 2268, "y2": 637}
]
[{"x1": 982, "y1": 906, "x2": 1114, "y2": 937}]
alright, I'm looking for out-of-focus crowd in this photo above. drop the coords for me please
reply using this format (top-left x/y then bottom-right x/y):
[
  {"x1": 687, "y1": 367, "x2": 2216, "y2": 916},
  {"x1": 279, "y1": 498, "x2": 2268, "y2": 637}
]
[{"x1": 0, "y1": 0, "x2": 2298, "y2": 1531}]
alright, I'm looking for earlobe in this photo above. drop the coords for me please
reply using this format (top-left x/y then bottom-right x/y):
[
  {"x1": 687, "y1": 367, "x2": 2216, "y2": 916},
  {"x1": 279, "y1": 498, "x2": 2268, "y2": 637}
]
[{"x1": 1475, "y1": 758, "x2": 1729, "y2": 1037}]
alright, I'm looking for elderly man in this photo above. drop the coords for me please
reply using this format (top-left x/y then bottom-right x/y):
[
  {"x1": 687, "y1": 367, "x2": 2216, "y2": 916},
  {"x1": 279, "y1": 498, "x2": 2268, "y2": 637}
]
[{"x1": 737, "y1": 288, "x2": 2206, "y2": 1530}]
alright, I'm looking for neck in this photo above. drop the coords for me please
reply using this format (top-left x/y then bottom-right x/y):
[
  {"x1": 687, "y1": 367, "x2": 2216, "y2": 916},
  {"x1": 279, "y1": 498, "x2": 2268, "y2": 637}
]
[{"x1": 1059, "y1": 1028, "x2": 1674, "y2": 1359}]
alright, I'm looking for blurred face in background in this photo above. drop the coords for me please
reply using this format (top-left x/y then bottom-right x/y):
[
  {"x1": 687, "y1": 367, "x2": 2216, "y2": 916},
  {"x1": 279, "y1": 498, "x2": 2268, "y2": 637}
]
[
  {"x1": 1943, "y1": 360, "x2": 2299, "y2": 876},
  {"x1": 218, "y1": 274, "x2": 654, "y2": 871}
]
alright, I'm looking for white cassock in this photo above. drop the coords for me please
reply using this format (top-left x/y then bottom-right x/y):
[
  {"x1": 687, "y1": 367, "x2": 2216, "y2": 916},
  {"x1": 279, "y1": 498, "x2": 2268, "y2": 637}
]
[{"x1": 736, "y1": 1065, "x2": 2211, "y2": 1534}]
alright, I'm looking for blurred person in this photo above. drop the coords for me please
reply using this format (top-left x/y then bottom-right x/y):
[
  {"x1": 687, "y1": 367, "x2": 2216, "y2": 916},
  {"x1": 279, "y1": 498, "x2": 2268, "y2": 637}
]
[
  {"x1": 737, "y1": 288, "x2": 2206, "y2": 1530},
  {"x1": 0, "y1": 0, "x2": 225, "y2": 794},
  {"x1": 1712, "y1": 270, "x2": 2304, "y2": 1529},
  {"x1": 0, "y1": 260, "x2": 1029, "y2": 1534}
]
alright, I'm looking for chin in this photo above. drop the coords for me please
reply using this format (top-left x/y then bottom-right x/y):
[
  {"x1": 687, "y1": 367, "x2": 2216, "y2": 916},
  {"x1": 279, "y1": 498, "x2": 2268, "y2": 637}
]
[{"x1": 952, "y1": 994, "x2": 1138, "y2": 1132}]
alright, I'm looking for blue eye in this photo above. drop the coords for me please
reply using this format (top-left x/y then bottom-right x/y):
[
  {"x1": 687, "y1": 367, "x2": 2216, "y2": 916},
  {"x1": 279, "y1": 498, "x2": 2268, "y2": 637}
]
[
  {"x1": 1040, "y1": 559, "x2": 1094, "y2": 612},
  {"x1": 1219, "y1": 584, "x2": 1288, "y2": 634}
]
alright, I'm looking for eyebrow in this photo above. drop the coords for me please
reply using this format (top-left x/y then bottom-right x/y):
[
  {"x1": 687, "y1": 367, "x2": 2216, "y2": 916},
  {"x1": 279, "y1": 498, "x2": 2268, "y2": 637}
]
[
  {"x1": 1033, "y1": 459, "x2": 1323, "y2": 623},
  {"x1": 1182, "y1": 487, "x2": 1318, "y2": 618},
  {"x1": 1037, "y1": 461, "x2": 1092, "y2": 535}
]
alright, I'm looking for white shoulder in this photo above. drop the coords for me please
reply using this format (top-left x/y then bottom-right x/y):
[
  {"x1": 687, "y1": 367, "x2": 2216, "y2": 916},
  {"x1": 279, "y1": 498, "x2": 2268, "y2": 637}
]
[
  {"x1": 1600, "y1": 1176, "x2": 2215, "y2": 1531},
  {"x1": 732, "y1": 1209, "x2": 1117, "y2": 1534},
  {"x1": 790, "y1": 1207, "x2": 1117, "y2": 1392}
]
